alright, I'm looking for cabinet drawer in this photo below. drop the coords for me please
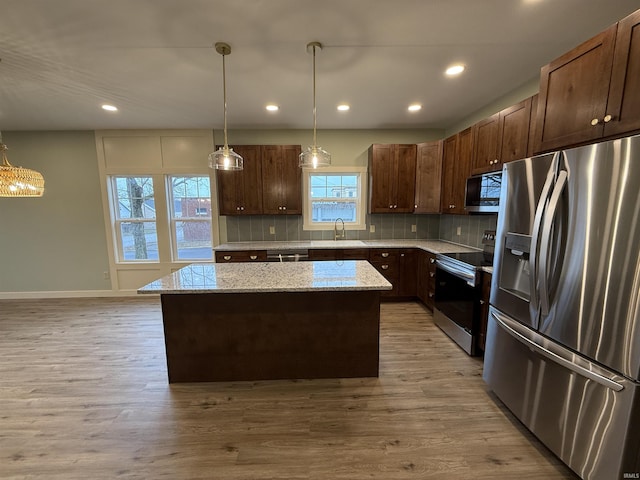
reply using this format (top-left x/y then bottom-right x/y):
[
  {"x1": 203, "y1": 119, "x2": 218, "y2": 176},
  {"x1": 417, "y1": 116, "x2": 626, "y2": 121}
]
[
  {"x1": 215, "y1": 250, "x2": 267, "y2": 262},
  {"x1": 342, "y1": 248, "x2": 370, "y2": 260},
  {"x1": 370, "y1": 261, "x2": 399, "y2": 277},
  {"x1": 369, "y1": 249, "x2": 400, "y2": 263}
]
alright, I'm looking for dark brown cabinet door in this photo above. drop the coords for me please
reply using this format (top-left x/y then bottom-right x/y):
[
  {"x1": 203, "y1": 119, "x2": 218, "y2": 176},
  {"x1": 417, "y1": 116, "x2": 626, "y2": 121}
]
[
  {"x1": 398, "y1": 249, "x2": 418, "y2": 297},
  {"x1": 440, "y1": 134, "x2": 457, "y2": 213},
  {"x1": 414, "y1": 141, "x2": 443, "y2": 214},
  {"x1": 261, "y1": 145, "x2": 301, "y2": 215},
  {"x1": 452, "y1": 127, "x2": 473, "y2": 215},
  {"x1": 472, "y1": 113, "x2": 500, "y2": 174},
  {"x1": 478, "y1": 271, "x2": 492, "y2": 352},
  {"x1": 604, "y1": 9, "x2": 640, "y2": 137},
  {"x1": 498, "y1": 97, "x2": 532, "y2": 164},
  {"x1": 216, "y1": 145, "x2": 262, "y2": 215},
  {"x1": 394, "y1": 144, "x2": 417, "y2": 212},
  {"x1": 536, "y1": 25, "x2": 617, "y2": 152},
  {"x1": 368, "y1": 144, "x2": 416, "y2": 213}
]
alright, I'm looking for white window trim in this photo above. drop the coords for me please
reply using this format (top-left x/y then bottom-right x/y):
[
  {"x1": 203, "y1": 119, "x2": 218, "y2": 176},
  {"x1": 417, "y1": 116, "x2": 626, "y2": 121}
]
[{"x1": 302, "y1": 166, "x2": 367, "y2": 231}]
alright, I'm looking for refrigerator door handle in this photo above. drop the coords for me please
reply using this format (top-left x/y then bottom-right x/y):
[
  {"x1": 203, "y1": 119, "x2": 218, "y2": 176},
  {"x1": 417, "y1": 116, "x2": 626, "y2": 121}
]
[
  {"x1": 492, "y1": 309, "x2": 624, "y2": 392},
  {"x1": 530, "y1": 153, "x2": 560, "y2": 314},
  {"x1": 538, "y1": 169, "x2": 568, "y2": 315}
]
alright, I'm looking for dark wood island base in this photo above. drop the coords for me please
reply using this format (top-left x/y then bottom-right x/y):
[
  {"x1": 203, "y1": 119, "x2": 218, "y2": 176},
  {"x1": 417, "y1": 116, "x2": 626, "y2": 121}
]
[{"x1": 160, "y1": 290, "x2": 381, "y2": 383}]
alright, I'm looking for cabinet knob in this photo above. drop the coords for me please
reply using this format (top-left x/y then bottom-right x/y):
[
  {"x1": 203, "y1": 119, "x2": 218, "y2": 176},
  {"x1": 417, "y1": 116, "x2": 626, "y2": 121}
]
[
  {"x1": 282, "y1": 206, "x2": 287, "y2": 211},
  {"x1": 430, "y1": 272, "x2": 435, "y2": 277},
  {"x1": 389, "y1": 205, "x2": 393, "y2": 209},
  {"x1": 414, "y1": 204, "x2": 418, "y2": 209},
  {"x1": 223, "y1": 255, "x2": 231, "y2": 261},
  {"x1": 278, "y1": 206, "x2": 283, "y2": 210},
  {"x1": 400, "y1": 253, "x2": 405, "y2": 257},
  {"x1": 236, "y1": 206, "x2": 240, "y2": 211},
  {"x1": 591, "y1": 118, "x2": 600, "y2": 126},
  {"x1": 240, "y1": 206, "x2": 244, "y2": 211},
  {"x1": 480, "y1": 299, "x2": 485, "y2": 305},
  {"x1": 381, "y1": 264, "x2": 389, "y2": 270},
  {"x1": 428, "y1": 293, "x2": 434, "y2": 298},
  {"x1": 604, "y1": 114, "x2": 613, "y2": 123},
  {"x1": 429, "y1": 258, "x2": 435, "y2": 264},
  {"x1": 250, "y1": 255, "x2": 257, "y2": 260},
  {"x1": 381, "y1": 252, "x2": 389, "y2": 258}
]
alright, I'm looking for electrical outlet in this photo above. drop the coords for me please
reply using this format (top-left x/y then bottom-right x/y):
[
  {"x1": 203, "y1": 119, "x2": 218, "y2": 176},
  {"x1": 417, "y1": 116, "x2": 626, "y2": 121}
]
[
  {"x1": 269, "y1": 225, "x2": 276, "y2": 235},
  {"x1": 456, "y1": 226, "x2": 462, "y2": 236},
  {"x1": 103, "y1": 271, "x2": 110, "y2": 280},
  {"x1": 411, "y1": 224, "x2": 417, "y2": 233},
  {"x1": 369, "y1": 224, "x2": 376, "y2": 233}
]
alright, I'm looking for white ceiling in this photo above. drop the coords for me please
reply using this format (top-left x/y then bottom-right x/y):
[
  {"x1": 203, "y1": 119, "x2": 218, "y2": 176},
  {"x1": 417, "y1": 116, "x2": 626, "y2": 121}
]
[{"x1": 1, "y1": 0, "x2": 638, "y2": 131}]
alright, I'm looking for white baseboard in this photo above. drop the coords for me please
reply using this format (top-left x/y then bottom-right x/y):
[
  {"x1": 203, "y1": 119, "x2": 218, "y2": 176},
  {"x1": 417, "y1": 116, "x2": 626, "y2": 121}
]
[{"x1": 0, "y1": 289, "x2": 156, "y2": 300}]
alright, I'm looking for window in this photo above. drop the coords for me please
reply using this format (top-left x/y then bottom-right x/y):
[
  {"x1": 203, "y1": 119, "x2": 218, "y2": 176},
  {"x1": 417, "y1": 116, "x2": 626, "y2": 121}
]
[
  {"x1": 168, "y1": 176, "x2": 212, "y2": 260},
  {"x1": 111, "y1": 176, "x2": 159, "y2": 261},
  {"x1": 302, "y1": 167, "x2": 367, "y2": 230}
]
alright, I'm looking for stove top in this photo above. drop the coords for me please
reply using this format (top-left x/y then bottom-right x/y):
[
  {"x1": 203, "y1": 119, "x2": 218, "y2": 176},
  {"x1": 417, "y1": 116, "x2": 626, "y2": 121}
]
[{"x1": 441, "y1": 251, "x2": 494, "y2": 269}]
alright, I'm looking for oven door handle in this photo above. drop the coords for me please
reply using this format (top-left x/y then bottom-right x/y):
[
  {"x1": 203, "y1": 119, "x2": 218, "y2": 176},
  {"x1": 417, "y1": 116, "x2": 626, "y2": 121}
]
[{"x1": 435, "y1": 259, "x2": 477, "y2": 287}]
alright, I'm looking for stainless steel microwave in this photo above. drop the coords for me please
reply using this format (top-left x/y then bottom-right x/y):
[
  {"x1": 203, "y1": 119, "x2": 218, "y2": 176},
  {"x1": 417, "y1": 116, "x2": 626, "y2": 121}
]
[{"x1": 465, "y1": 171, "x2": 502, "y2": 213}]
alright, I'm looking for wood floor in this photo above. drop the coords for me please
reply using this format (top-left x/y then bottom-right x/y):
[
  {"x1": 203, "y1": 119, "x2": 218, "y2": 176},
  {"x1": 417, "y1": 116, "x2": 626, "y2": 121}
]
[{"x1": 0, "y1": 297, "x2": 578, "y2": 480}]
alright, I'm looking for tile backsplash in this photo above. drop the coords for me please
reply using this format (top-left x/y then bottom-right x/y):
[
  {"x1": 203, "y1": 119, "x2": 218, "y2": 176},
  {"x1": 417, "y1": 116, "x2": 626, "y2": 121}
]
[{"x1": 225, "y1": 213, "x2": 497, "y2": 249}]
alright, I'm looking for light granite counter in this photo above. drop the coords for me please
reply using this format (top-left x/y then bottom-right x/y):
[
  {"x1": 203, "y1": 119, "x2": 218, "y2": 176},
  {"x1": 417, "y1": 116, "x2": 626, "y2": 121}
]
[
  {"x1": 213, "y1": 239, "x2": 480, "y2": 255},
  {"x1": 138, "y1": 260, "x2": 392, "y2": 294}
]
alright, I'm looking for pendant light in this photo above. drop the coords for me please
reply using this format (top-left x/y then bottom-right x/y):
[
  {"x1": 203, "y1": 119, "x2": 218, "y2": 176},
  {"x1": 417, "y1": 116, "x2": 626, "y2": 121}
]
[
  {"x1": 299, "y1": 41, "x2": 331, "y2": 169},
  {"x1": 0, "y1": 132, "x2": 45, "y2": 197},
  {"x1": 208, "y1": 42, "x2": 243, "y2": 171}
]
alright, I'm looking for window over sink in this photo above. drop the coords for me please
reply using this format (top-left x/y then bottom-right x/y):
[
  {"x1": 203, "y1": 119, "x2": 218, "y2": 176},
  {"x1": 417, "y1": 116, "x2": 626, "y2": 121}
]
[{"x1": 302, "y1": 166, "x2": 367, "y2": 231}]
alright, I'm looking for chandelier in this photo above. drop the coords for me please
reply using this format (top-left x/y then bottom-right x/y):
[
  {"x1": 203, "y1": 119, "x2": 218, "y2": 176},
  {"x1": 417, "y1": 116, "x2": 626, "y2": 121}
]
[{"x1": 0, "y1": 132, "x2": 45, "y2": 197}]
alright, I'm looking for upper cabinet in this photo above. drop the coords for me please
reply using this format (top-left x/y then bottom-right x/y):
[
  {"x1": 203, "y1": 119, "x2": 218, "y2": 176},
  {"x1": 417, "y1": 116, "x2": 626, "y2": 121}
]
[
  {"x1": 216, "y1": 144, "x2": 301, "y2": 216},
  {"x1": 261, "y1": 145, "x2": 302, "y2": 215},
  {"x1": 414, "y1": 141, "x2": 443, "y2": 214},
  {"x1": 441, "y1": 127, "x2": 473, "y2": 215},
  {"x1": 535, "y1": 9, "x2": 640, "y2": 152},
  {"x1": 368, "y1": 144, "x2": 417, "y2": 213},
  {"x1": 472, "y1": 97, "x2": 532, "y2": 175},
  {"x1": 216, "y1": 145, "x2": 263, "y2": 215}
]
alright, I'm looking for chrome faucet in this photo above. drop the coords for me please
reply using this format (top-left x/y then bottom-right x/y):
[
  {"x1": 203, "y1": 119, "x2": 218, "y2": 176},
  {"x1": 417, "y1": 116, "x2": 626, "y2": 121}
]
[{"x1": 334, "y1": 217, "x2": 346, "y2": 240}]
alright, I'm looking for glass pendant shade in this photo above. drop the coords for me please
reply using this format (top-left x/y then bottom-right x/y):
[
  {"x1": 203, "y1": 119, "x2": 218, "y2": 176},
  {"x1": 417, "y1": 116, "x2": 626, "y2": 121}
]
[
  {"x1": 208, "y1": 146, "x2": 243, "y2": 171},
  {"x1": 299, "y1": 41, "x2": 331, "y2": 169},
  {"x1": 0, "y1": 138, "x2": 45, "y2": 197},
  {"x1": 208, "y1": 42, "x2": 243, "y2": 171},
  {"x1": 299, "y1": 145, "x2": 331, "y2": 169}
]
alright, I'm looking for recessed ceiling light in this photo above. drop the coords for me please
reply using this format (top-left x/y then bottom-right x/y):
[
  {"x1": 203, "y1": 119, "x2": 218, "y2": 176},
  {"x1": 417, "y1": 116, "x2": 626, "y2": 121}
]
[
  {"x1": 408, "y1": 104, "x2": 422, "y2": 112},
  {"x1": 337, "y1": 104, "x2": 350, "y2": 111},
  {"x1": 445, "y1": 64, "x2": 465, "y2": 76},
  {"x1": 265, "y1": 104, "x2": 279, "y2": 112},
  {"x1": 101, "y1": 104, "x2": 118, "y2": 112}
]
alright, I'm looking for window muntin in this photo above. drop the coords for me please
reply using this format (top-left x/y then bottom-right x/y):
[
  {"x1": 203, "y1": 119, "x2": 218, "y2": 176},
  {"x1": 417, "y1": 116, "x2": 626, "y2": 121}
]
[
  {"x1": 112, "y1": 176, "x2": 159, "y2": 261},
  {"x1": 303, "y1": 167, "x2": 367, "y2": 230},
  {"x1": 168, "y1": 176, "x2": 212, "y2": 260}
]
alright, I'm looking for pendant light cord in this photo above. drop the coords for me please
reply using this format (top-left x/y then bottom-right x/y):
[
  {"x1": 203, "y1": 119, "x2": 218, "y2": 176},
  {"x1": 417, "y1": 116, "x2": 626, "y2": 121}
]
[
  {"x1": 222, "y1": 52, "x2": 229, "y2": 150},
  {"x1": 312, "y1": 45, "x2": 317, "y2": 148}
]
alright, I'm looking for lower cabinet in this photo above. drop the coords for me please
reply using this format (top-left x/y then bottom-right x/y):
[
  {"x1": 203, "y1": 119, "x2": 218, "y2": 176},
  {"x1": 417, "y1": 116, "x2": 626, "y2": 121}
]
[
  {"x1": 478, "y1": 271, "x2": 492, "y2": 352},
  {"x1": 368, "y1": 249, "x2": 400, "y2": 298},
  {"x1": 417, "y1": 251, "x2": 437, "y2": 309},
  {"x1": 398, "y1": 249, "x2": 418, "y2": 297}
]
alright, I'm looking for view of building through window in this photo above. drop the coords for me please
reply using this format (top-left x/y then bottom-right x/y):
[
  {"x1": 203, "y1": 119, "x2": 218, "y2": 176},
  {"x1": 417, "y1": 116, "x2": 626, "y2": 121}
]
[
  {"x1": 310, "y1": 173, "x2": 359, "y2": 223},
  {"x1": 169, "y1": 176, "x2": 212, "y2": 260}
]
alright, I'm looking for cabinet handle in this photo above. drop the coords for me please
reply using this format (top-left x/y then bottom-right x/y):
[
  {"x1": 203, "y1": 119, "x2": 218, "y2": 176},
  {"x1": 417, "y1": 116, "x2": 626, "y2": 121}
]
[
  {"x1": 282, "y1": 206, "x2": 287, "y2": 211},
  {"x1": 430, "y1": 272, "x2": 435, "y2": 277},
  {"x1": 604, "y1": 114, "x2": 613, "y2": 123},
  {"x1": 223, "y1": 255, "x2": 231, "y2": 261},
  {"x1": 236, "y1": 206, "x2": 240, "y2": 211},
  {"x1": 430, "y1": 258, "x2": 435, "y2": 264},
  {"x1": 389, "y1": 205, "x2": 393, "y2": 209},
  {"x1": 240, "y1": 206, "x2": 244, "y2": 211},
  {"x1": 591, "y1": 118, "x2": 600, "y2": 126},
  {"x1": 415, "y1": 204, "x2": 418, "y2": 209},
  {"x1": 381, "y1": 252, "x2": 389, "y2": 258},
  {"x1": 428, "y1": 293, "x2": 434, "y2": 298},
  {"x1": 400, "y1": 253, "x2": 405, "y2": 257},
  {"x1": 480, "y1": 299, "x2": 485, "y2": 305},
  {"x1": 249, "y1": 255, "x2": 257, "y2": 260},
  {"x1": 381, "y1": 264, "x2": 389, "y2": 270}
]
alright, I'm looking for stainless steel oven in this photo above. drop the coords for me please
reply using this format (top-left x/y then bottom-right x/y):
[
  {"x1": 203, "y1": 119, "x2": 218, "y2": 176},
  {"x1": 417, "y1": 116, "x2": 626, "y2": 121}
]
[{"x1": 433, "y1": 232, "x2": 495, "y2": 356}]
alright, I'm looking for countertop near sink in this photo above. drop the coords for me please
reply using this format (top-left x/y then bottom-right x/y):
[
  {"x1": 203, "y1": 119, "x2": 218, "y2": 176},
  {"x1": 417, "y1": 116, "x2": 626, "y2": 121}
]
[{"x1": 213, "y1": 239, "x2": 480, "y2": 255}]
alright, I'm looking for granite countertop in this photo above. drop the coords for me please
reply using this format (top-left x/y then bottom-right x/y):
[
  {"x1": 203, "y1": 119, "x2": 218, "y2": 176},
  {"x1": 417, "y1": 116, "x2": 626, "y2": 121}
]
[
  {"x1": 213, "y1": 239, "x2": 480, "y2": 255},
  {"x1": 138, "y1": 260, "x2": 393, "y2": 294}
]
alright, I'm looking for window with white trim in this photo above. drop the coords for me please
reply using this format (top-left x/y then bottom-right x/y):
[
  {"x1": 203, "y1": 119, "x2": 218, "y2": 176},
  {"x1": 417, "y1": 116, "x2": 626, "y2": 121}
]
[
  {"x1": 302, "y1": 166, "x2": 367, "y2": 230},
  {"x1": 168, "y1": 176, "x2": 212, "y2": 260},
  {"x1": 111, "y1": 176, "x2": 159, "y2": 261}
]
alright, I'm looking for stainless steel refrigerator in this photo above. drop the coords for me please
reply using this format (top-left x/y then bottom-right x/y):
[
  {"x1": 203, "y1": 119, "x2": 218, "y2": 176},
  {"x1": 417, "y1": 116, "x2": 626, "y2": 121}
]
[{"x1": 483, "y1": 134, "x2": 640, "y2": 480}]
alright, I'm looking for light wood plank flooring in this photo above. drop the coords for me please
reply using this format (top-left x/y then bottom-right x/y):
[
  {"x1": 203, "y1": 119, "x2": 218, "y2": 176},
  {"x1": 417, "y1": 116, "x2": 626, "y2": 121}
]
[{"x1": 0, "y1": 297, "x2": 578, "y2": 479}]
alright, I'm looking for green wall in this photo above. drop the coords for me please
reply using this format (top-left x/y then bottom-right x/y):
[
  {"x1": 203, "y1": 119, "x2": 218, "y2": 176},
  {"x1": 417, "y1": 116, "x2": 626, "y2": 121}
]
[{"x1": 0, "y1": 131, "x2": 111, "y2": 293}]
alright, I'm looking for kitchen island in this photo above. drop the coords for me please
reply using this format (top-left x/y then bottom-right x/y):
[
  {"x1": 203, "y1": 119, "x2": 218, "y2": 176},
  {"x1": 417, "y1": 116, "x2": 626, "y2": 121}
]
[{"x1": 138, "y1": 261, "x2": 392, "y2": 383}]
